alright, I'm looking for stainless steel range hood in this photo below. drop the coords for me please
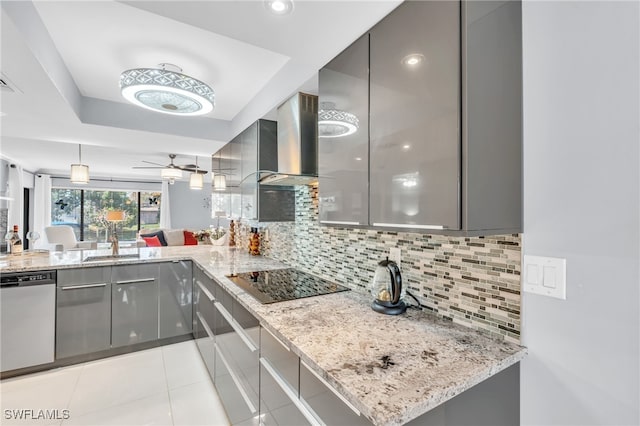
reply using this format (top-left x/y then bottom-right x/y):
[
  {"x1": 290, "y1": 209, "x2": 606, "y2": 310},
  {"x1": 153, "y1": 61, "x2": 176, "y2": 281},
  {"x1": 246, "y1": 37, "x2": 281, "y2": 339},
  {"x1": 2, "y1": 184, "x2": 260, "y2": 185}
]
[{"x1": 259, "y1": 93, "x2": 318, "y2": 186}]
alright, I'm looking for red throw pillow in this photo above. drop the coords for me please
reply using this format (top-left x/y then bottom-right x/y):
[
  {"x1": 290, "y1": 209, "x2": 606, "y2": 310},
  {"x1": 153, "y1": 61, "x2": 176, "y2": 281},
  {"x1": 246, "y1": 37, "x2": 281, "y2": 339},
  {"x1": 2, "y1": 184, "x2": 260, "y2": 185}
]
[
  {"x1": 183, "y1": 231, "x2": 198, "y2": 245},
  {"x1": 142, "y1": 235, "x2": 162, "y2": 247}
]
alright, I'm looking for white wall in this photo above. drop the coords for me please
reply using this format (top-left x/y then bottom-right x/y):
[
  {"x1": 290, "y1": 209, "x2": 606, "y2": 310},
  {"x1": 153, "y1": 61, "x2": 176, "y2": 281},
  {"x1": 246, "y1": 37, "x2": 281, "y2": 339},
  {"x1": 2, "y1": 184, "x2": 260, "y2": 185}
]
[
  {"x1": 521, "y1": 2, "x2": 639, "y2": 425},
  {"x1": 168, "y1": 181, "x2": 214, "y2": 230}
]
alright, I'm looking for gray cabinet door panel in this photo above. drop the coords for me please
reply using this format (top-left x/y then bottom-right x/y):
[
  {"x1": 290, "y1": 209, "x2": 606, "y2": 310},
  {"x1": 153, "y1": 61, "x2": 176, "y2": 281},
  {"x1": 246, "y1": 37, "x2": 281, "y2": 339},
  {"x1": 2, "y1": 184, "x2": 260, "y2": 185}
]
[
  {"x1": 56, "y1": 282, "x2": 111, "y2": 359},
  {"x1": 57, "y1": 267, "x2": 111, "y2": 286},
  {"x1": 369, "y1": 1, "x2": 461, "y2": 230},
  {"x1": 111, "y1": 265, "x2": 159, "y2": 347},
  {"x1": 318, "y1": 33, "x2": 370, "y2": 225},
  {"x1": 158, "y1": 261, "x2": 193, "y2": 339}
]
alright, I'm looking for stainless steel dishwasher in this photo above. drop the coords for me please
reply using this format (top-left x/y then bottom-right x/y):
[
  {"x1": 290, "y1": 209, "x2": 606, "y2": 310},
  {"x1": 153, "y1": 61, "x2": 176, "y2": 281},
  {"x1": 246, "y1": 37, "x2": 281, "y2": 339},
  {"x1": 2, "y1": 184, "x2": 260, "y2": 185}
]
[{"x1": 0, "y1": 270, "x2": 56, "y2": 372}]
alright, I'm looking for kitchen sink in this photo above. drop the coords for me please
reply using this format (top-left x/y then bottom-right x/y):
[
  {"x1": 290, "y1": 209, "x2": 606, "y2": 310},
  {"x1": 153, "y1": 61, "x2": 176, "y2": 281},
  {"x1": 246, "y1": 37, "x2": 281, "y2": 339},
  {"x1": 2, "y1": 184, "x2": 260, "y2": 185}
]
[{"x1": 83, "y1": 254, "x2": 140, "y2": 262}]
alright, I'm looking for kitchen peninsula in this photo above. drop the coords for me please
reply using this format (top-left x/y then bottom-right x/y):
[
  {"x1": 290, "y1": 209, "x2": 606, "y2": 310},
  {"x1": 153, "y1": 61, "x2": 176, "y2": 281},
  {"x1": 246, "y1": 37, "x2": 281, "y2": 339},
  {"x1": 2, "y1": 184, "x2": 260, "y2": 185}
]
[{"x1": 0, "y1": 246, "x2": 526, "y2": 425}]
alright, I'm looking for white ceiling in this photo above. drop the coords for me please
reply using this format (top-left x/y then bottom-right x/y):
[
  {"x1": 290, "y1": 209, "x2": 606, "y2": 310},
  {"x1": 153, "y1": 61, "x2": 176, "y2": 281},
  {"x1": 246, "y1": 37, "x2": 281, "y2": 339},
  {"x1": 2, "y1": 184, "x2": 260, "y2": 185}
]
[{"x1": 0, "y1": 0, "x2": 401, "y2": 181}]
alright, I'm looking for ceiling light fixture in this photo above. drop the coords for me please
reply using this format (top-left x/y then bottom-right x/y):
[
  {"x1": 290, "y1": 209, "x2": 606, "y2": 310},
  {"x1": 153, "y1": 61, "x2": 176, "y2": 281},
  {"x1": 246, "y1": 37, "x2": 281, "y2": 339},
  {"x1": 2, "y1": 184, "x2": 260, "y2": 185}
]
[
  {"x1": 70, "y1": 144, "x2": 90, "y2": 185},
  {"x1": 265, "y1": 0, "x2": 294, "y2": 15},
  {"x1": 120, "y1": 63, "x2": 215, "y2": 116},
  {"x1": 161, "y1": 167, "x2": 182, "y2": 185},
  {"x1": 401, "y1": 53, "x2": 426, "y2": 67},
  {"x1": 190, "y1": 156, "x2": 204, "y2": 190},
  {"x1": 318, "y1": 102, "x2": 359, "y2": 138}
]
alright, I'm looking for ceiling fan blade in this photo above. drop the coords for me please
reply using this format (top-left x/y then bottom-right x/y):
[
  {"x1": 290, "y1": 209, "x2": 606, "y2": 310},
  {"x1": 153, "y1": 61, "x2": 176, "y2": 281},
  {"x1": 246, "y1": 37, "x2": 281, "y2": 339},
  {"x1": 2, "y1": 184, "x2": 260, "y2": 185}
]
[{"x1": 141, "y1": 160, "x2": 165, "y2": 166}]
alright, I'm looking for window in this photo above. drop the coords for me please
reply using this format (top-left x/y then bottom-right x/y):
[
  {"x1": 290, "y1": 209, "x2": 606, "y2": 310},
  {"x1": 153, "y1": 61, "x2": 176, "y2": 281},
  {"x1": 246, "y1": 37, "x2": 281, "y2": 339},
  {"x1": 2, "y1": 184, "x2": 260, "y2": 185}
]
[
  {"x1": 140, "y1": 192, "x2": 161, "y2": 231},
  {"x1": 50, "y1": 189, "x2": 161, "y2": 242},
  {"x1": 51, "y1": 188, "x2": 82, "y2": 240}
]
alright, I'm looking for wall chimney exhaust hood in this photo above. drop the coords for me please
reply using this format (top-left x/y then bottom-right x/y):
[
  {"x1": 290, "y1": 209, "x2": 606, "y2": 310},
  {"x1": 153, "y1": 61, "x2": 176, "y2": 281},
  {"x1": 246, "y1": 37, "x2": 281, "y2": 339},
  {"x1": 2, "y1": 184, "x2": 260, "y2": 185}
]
[{"x1": 259, "y1": 92, "x2": 318, "y2": 186}]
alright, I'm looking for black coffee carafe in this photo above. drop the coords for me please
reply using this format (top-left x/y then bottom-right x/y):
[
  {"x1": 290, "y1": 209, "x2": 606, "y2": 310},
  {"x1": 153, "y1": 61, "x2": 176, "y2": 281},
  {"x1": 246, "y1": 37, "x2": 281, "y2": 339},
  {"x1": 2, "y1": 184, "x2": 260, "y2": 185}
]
[{"x1": 370, "y1": 258, "x2": 406, "y2": 315}]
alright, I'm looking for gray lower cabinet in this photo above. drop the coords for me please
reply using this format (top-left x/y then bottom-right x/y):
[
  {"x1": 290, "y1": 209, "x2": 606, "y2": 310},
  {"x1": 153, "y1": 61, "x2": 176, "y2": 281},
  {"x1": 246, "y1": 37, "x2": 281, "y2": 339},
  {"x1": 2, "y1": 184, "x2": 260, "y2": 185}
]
[
  {"x1": 259, "y1": 327, "x2": 312, "y2": 426},
  {"x1": 56, "y1": 267, "x2": 112, "y2": 359},
  {"x1": 300, "y1": 360, "x2": 370, "y2": 426},
  {"x1": 158, "y1": 260, "x2": 193, "y2": 339},
  {"x1": 212, "y1": 278, "x2": 260, "y2": 425},
  {"x1": 193, "y1": 265, "x2": 216, "y2": 379},
  {"x1": 111, "y1": 264, "x2": 159, "y2": 348}
]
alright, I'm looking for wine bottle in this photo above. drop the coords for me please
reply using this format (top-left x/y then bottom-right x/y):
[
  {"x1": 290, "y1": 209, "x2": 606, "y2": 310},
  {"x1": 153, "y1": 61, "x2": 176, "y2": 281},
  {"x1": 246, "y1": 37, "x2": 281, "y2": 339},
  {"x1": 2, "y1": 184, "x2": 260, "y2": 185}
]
[{"x1": 9, "y1": 225, "x2": 23, "y2": 255}]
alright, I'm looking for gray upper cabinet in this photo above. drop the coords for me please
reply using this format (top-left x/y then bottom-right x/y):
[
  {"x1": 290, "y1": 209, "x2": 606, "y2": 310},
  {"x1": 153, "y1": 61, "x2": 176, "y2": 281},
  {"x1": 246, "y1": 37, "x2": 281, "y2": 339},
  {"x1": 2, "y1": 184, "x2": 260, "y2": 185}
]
[
  {"x1": 318, "y1": 34, "x2": 370, "y2": 226},
  {"x1": 318, "y1": 0, "x2": 522, "y2": 235},
  {"x1": 218, "y1": 120, "x2": 295, "y2": 222},
  {"x1": 56, "y1": 267, "x2": 112, "y2": 359},
  {"x1": 461, "y1": 0, "x2": 522, "y2": 232},
  {"x1": 111, "y1": 264, "x2": 159, "y2": 348},
  {"x1": 158, "y1": 260, "x2": 193, "y2": 339},
  {"x1": 369, "y1": 0, "x2": 461, "y2": 231}
]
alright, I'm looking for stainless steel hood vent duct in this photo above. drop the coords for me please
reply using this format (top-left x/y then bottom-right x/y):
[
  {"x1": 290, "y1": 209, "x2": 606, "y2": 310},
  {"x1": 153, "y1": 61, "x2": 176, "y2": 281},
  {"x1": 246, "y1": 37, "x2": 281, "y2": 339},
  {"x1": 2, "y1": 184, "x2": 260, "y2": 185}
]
[{"x1": 259, "y1": 92, "x2": 318, "y2": 186}]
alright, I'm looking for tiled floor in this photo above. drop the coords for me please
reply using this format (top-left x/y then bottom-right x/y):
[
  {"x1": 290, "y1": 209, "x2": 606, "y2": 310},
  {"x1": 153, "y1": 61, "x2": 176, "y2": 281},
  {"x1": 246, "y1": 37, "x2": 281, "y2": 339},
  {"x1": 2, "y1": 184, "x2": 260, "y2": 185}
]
[{"x1": 0, "y1": 341, "x2": 230, "y2": 426}]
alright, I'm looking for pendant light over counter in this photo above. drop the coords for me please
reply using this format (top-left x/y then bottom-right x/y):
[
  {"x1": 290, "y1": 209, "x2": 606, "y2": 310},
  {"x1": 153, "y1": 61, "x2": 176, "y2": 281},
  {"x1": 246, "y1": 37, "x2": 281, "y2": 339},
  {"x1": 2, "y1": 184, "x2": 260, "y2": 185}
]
[
  {"x1": 119, "y1": 63, "x2": 215, "y2": 116},
  {"x1": 70, "y1": 144, "x2": 90, "y2": 184},
  {"x1": 189, "y1": 156, "x2": 204, "y2": 190}
]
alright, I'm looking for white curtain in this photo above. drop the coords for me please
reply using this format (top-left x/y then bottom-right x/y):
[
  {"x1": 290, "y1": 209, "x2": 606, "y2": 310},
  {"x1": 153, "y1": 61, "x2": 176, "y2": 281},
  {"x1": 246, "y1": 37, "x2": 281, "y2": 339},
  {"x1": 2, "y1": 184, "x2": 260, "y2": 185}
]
[
  {"x1": 159, "y1": 180, "x2": 171, "y2": 229},
  {"x1": 7, "y1": 164, "x2": 24, "y2": 235},
  {"x1": 33, "y1": 174, "x2": 52, "y2": 248}
]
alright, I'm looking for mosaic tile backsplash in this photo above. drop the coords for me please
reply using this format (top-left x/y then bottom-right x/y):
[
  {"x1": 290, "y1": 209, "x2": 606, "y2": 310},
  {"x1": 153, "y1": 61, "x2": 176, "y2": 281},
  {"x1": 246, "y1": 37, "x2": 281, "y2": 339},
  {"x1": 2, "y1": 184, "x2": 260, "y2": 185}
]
[{"x1": 245, "y1": 185, "x2": 521, "y2": 344}]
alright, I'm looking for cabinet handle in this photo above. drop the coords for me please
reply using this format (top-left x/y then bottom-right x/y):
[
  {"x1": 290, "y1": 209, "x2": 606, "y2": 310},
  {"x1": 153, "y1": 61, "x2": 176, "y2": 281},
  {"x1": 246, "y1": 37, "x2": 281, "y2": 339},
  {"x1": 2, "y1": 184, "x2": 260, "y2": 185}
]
[
  {"x1": 215, "y1": 343, "x2": 257, "y2": 415},
  {"x1": 260, "y1": 357, "x2": 323, "y2": 426},
  {"x1": 60, "y1": 283, "x2": 107, "y2": 290},
  {"x1": 196, "y1": 280, "x2": 215, "y2": 302},
  {"x1": 196, "y1": 311, "x2": 214, "y2": 341},
  {"x1": 301, "y1": 360, "x2": 361, "y2": 416},
  {"x1": 263, "y1": 326, "x2": 290, "y2": 352},
  {"x1": 372, "y1": 222, "x2": 445, "y2": 230},
  {"x1": 320, "y1": 220, "x2": 360, "y2": 226},
  {"x1": 214, "y1": 302, "x2": 258, "y2": 353},
  {"x1": 115, "y1": 278, "x2": 155, "y2": 285}
]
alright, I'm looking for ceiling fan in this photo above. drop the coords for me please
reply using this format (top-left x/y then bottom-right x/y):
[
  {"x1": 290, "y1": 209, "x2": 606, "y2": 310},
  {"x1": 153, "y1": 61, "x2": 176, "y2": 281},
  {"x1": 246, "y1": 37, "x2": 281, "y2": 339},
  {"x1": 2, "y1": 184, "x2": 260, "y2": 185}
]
[{"x1": 132, "y1": 154, "x2": 208, "y2": 174}]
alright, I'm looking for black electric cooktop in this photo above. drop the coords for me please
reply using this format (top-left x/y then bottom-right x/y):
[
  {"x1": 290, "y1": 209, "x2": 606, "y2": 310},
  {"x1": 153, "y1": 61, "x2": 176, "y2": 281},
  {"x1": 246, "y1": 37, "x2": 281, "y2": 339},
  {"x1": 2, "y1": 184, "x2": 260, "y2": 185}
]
[{"x1": 226, "y1": 268, "x2": 350, "y2": 304}]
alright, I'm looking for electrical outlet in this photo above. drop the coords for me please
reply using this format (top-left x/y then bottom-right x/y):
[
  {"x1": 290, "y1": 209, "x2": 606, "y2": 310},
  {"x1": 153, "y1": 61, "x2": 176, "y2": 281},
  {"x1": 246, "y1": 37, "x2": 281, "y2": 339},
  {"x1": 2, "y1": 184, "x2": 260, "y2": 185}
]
[{"x1": 389, "y1": 247, "x2": 401, "y2": 265}]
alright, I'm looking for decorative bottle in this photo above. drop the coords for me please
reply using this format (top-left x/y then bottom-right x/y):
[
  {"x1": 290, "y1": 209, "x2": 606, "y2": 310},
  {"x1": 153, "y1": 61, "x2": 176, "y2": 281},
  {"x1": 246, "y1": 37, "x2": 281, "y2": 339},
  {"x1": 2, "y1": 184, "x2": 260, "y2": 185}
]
[
  {"x1": 229, "y1": 220, "x2": 236, "y2": 247},
  {"x1": 9, "y1": 225, "x2": 23, "y2": 255},
  {"x1": 248, "y1": 227, "x2": 260, "y2": 256}
]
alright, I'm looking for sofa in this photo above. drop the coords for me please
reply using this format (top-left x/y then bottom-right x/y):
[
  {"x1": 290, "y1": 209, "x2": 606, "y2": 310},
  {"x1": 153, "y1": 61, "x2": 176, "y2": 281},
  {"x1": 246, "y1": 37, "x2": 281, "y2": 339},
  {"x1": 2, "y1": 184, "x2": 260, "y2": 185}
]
[{"x1": 138, "y1": 229, "x2": 198, "y2": 247}]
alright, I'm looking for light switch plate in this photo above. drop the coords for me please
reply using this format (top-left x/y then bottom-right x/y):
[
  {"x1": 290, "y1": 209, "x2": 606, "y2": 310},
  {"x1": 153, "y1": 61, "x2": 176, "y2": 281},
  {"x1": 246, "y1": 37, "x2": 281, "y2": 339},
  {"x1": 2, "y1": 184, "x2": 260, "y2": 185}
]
[{"x1": 523, "y1": 255, "x2": 566, "y2": 299}]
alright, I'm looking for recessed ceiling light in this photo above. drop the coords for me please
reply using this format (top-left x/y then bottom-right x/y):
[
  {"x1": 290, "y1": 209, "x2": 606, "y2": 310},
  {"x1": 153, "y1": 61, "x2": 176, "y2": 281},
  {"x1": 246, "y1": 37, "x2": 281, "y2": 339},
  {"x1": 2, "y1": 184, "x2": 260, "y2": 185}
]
[
  {"x1": 355, "y1": 157, "x2": 362, "y2": 161},
  {"x1": 265, "y1": 0, "x2": 294, "y2": 15},
  {"x1": 402, "y1": 144, "x2": 411, "y2": 151},
  {"x1": 401, "y1": 54, "x2": 425, "y2": 67}
]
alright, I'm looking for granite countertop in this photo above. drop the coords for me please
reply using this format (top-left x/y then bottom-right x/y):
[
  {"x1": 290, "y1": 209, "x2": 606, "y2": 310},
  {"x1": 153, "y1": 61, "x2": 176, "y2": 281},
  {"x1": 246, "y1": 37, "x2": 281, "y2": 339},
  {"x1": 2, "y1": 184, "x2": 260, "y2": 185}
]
[{"x1": 0, "y1": 246, "x2": 527, "y2": 425}]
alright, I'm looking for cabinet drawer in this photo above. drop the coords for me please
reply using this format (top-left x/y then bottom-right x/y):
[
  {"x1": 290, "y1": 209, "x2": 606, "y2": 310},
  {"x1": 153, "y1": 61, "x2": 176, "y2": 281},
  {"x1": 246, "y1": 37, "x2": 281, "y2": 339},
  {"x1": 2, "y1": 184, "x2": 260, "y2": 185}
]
[
  {"x1": 214, "y1": 342, "x2": 258, "y2": 424},
  {"x1": 300, "y1": 361, "x2": 370, "y2": 426},
  {"x1": 260, "y1": 326, "x2": 298, "y2": 392},
  {"x1": 57, "y1": 267, "x2": 111, "y2": 286},
  {"x1": 194, "y1": 310, "x2": 215, "y2": 380}
]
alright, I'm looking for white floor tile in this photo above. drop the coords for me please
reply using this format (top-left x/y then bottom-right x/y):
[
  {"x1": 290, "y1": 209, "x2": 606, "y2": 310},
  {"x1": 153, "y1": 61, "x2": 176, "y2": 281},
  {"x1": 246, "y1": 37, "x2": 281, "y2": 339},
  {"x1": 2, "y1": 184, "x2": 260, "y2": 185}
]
[
  {"x1": 62, "y1": 392, "x2": 172, "y2": 426},
  {"x1": 0, "y1": 366, "x2": 82, "y2": 426},
  {"x1": 169, "y1": 380, "x2": 229, "y2": 426},
  {"x1": 68, "y1": 348, "x2": 167, "y2": 416},
  {"x1": 161, "y1": 340, "x2": 209, "y2": 390},
  {"x1": 1, "y1": 341, "x2": 231, "y2": 426}
]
